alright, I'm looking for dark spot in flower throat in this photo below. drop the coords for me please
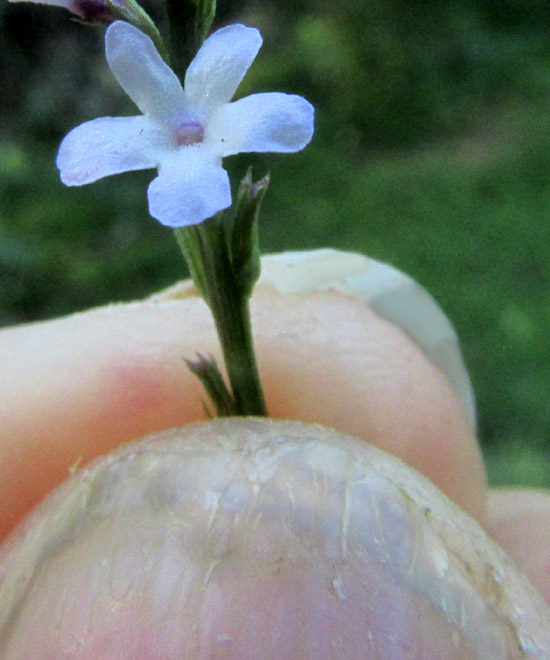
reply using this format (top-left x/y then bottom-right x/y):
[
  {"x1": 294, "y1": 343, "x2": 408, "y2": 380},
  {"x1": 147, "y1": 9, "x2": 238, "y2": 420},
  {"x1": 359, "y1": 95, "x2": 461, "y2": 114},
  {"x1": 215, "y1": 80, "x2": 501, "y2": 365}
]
[{"x1": 175, "y1": 121, "x2": 205, "y2": 146}]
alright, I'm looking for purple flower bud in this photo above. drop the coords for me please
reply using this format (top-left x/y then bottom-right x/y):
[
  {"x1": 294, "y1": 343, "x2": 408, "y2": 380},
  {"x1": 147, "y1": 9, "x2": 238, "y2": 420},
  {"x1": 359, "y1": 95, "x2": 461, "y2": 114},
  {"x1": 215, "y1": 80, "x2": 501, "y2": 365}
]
[
  {"x1": 68, "y1": 0, "x2": 115, "y2": 22},
  {"x1": 8, "y1": 0, "x2": 115, "y2": 23}
]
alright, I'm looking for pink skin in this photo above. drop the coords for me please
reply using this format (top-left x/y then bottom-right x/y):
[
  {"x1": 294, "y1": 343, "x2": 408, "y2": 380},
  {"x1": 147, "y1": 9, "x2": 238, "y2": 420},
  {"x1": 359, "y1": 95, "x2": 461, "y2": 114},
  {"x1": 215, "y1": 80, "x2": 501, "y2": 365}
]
[
  {"x1": 2, "y1": 420, "x2": 525, "y2": 659},
  {"x1": 487, "y1": 489, "x2": 550, "y2": 605},
  {"x1": 9, "y1": 539, "x2": 481, "y2": 659},
  {"x1": 0, "y1": 286, "x2": 548, "y2": 657},
  {"x1": 0, "y1": 288, "x2": 485, "y2": 539}
]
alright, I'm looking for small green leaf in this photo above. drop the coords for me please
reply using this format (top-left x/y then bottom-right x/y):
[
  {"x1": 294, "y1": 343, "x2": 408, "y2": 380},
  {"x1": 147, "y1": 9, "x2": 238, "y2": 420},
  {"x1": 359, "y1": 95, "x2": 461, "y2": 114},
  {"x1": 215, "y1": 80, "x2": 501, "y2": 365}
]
[
  {"x1": 230, "y1": 169, "x2": 270, "y2": 298},
  {"x1": 194, "y1": 0, "x2": 217, "y2": 45},
  {"x1": 174, "y1": 224, "x2": 210, "y2": 303}
]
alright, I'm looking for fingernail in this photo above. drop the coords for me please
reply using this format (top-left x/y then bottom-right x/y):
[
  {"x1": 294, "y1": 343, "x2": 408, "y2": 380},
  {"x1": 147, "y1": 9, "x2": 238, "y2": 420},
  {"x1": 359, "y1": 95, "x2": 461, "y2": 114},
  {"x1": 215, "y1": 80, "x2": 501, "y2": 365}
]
[{"x1": 1, "y1": 419, "x2": 547, "y2": 658}]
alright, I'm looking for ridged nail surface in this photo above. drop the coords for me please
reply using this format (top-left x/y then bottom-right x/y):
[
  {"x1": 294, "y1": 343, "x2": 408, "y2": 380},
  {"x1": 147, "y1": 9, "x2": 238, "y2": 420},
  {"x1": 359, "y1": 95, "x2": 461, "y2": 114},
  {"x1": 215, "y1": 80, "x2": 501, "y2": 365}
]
[{"x1": 0, "y1": 419, "x2": 548, "y2": 658}]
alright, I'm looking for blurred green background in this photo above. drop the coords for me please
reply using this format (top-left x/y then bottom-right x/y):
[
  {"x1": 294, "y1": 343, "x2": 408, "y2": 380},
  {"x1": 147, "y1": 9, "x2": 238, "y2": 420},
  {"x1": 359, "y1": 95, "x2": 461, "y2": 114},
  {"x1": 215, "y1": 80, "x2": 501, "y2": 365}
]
[{"x1": 1, "y1": 0, "x2": 549, "y2": 486}]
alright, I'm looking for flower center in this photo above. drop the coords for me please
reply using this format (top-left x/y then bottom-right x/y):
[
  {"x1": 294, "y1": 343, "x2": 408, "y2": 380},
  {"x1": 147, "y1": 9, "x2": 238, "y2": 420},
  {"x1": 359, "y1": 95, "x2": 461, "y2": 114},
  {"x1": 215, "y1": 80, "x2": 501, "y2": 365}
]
[{"x1": 175, "y1": 121, "x2": 204, "y2": 146}]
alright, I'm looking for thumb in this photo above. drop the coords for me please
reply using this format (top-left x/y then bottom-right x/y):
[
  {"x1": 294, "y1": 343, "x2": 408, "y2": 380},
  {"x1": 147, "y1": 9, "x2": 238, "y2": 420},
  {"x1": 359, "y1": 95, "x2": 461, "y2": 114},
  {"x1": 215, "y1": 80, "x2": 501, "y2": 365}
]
[
  {"x1": 1, "y1": 419, "x2": 548, "y2": 659},
  {"x1": 1, "y1": 250, "x2": 548, "y2": 658}
]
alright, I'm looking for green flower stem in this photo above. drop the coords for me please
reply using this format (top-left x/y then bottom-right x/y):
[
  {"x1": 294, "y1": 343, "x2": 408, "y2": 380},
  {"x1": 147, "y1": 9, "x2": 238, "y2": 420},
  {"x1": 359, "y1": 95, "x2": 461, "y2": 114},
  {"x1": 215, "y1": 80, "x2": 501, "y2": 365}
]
[
  {"x1": 175, "y1": 220, "x2": 268, "y2": 417},
  {"x1": 164, "y1": 0, "x2": 199, "y2": 77},
  {"x1": 164, "y1": 0, "x2": 216, "y2": 77}
]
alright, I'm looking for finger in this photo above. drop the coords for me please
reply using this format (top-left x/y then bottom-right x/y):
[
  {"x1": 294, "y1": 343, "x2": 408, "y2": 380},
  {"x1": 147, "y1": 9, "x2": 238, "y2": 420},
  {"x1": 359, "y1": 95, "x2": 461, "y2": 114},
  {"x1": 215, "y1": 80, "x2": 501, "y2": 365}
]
[
  {"x1": 254, "y1": 286, "x2": 484, "y2": 521},
  {"x1": 487, "y1": 488, "x2": 550, "y2": 603},
  {"x1": 1, "y1": 420, "x2": 537, "y2": 660},
  {"x1": 0, "y1": 270, "x2": 484, "y2": 540},
  {"x1": 256, "y1": 249, "x2": 476, "y2": 429}
]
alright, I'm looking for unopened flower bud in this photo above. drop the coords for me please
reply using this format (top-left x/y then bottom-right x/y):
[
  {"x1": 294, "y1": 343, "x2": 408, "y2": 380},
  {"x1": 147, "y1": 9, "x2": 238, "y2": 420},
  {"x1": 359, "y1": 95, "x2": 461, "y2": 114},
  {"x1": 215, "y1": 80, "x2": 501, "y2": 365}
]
[{"x1": 8, "y1": 0, "x2": 115, "y2": 23}]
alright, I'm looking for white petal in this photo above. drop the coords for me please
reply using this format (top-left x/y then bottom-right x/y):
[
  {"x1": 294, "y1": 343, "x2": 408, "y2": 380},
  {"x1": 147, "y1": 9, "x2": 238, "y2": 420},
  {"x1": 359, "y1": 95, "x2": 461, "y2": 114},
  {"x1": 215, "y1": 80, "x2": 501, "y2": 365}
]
[
  {"x1": 147, "y1": 149, "x2": 231, "y2": 227},
  {"x1": 207, "y1": 92, "x2": 314, "y2": 156},
  {"x1": 57, "y1": 116, "x2": 171, "y2": 185},
  {"x1": 184, "y1": 24, "x2": 262, "y2": 118},
  {"x1": 105, "y1": 21, "x2": 185, "y2": 123}
]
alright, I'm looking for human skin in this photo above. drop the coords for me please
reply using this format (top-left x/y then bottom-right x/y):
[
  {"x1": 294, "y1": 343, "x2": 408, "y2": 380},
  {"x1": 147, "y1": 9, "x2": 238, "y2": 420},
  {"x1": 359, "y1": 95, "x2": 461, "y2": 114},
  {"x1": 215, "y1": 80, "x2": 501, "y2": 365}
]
[{"x1": 0, "y1": 284, "x2": 549, "y2": 655}]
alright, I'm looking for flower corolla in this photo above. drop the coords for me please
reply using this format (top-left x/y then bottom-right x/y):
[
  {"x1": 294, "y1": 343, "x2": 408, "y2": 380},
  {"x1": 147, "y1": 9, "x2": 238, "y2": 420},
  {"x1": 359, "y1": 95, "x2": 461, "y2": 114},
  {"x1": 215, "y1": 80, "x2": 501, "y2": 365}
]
[{"x1": 57, "y1": 21, "x2": 315, "y2": 227}]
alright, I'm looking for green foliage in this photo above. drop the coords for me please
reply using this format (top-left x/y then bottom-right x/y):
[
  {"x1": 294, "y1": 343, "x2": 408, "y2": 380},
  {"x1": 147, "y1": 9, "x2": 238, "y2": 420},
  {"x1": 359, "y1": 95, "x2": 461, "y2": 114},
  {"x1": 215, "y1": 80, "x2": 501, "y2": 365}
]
[
  {"x1": 245, "y1": 0, "x2": 550, "y2": 148},
  {"x1": 256, "y1": 104, "x2": 550, "y2": 475},
  {"x1": 1, "y1": 0, "x2": 550, "y2": 485}
]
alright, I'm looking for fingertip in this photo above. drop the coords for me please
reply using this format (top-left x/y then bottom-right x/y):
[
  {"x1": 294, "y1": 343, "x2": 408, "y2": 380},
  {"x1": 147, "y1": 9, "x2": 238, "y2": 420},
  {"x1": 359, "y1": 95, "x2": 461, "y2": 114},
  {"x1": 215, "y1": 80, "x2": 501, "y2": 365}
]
[
  {"x1": 0, "y1": 270, "x2": 486, "y2": 539},
  {"x1": 487, "y1": 488, "x2": 550, "y2": 603},
  {"x1": 0, "y1": 298, "x2": 213, "y2": 539},
  {"x1": 252, "y1": 287, "x2": 486, "y2": 522}
]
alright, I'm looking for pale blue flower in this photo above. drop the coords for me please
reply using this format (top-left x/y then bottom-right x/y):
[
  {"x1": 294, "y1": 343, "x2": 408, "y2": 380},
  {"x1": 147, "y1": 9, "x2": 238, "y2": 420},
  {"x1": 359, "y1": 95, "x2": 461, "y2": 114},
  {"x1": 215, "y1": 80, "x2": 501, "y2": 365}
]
[{"x1": 57, "y1": 21, "x2": 315, "y2": 227}]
